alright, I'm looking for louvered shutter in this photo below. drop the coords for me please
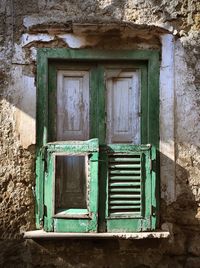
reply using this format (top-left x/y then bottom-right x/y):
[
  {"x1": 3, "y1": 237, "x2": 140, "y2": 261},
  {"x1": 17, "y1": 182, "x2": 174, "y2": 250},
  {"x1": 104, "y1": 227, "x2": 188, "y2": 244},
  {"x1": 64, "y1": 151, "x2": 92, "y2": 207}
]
[
  {"x1": 108, "y1": 153, "x2": 143, "y2": 217},
  {"x1": 44, "y1": 139, "x2": 99, "y2": 232},
  {"x1": 104, "y1": 144, "x2": 156, "y2": 232}
]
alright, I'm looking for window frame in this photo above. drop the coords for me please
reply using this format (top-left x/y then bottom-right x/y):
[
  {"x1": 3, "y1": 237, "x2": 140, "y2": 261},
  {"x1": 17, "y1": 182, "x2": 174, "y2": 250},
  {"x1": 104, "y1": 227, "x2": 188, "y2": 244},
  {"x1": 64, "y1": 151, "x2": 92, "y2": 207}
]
[{"x1": 36, "y1": 48, "x2": 160, "y2": 231}]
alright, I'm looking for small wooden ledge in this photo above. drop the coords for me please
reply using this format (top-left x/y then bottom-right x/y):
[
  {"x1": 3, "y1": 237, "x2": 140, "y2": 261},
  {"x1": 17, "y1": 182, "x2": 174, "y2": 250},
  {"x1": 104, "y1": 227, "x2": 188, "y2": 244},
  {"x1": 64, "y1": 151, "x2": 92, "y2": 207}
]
[{"x1": 24, "y1": 230, "x2": 170, "y2": 240}]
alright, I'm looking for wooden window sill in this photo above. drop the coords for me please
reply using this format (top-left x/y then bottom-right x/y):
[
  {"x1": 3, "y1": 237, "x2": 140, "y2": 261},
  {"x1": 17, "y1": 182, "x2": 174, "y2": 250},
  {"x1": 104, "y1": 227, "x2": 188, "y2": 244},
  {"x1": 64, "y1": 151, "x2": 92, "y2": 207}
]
[{"x1": 24, "y1": 230, "x2": 170, "y2": 240}]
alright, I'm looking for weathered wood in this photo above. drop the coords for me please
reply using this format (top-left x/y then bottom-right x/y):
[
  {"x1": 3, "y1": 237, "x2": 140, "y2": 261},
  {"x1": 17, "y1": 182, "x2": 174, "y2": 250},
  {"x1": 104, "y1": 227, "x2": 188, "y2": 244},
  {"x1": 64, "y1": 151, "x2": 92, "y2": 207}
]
[
  {"x1": 24, "y1": 230, "x2": 170, "y2": 239},
  {"x1": 57, "y1": 70, "x2": 89, "y2": 140},
  {"x1": 106, "y1": 70, "x2": 140, "y2": 144}
]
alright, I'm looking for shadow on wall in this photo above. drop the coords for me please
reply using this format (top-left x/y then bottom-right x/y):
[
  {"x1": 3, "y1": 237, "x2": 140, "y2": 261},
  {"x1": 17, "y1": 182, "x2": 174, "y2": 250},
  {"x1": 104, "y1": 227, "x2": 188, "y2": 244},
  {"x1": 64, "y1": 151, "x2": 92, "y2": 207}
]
[{"x1": 160, "y1": 152, "x2": 200, "y2": 228}]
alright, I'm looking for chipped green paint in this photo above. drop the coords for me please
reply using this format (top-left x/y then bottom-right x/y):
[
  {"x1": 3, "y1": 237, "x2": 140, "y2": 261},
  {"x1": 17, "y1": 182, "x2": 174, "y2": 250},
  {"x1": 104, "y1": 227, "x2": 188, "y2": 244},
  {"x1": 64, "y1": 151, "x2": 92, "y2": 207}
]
[
  {"x1": 37, "y1": 48, "x2": 159, "y2": 62},
  {"x1": 44, "y1": 139, "x2": 99, "y2": 232}
]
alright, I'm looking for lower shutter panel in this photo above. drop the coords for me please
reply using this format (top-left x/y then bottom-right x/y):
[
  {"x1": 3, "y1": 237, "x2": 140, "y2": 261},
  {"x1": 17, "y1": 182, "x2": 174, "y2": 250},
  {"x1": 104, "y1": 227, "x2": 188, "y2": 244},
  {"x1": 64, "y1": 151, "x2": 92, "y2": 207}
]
[
  {"x1": 108, "y1": 154, "x2": 142, "y2": 218},
  {"x1": 105, "y1": 144, "x2": 156, "y2": 232},
  {"x1": 44, "y1": 139, "x2": 99, "y2": 232}
]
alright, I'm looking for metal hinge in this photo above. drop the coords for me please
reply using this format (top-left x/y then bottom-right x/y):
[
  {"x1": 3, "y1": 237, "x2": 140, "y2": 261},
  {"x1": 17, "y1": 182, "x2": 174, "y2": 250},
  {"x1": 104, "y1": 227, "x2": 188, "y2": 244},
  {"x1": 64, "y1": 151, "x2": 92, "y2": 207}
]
[
  {"x1": 150, "y1": 159, "x2": 152, "y2": 172},
  {"x1": 150, "y1": 205, "x2": 156, "y2": 216},
  {"x1": 32, "y1": 185, "x2": 36, "y2": 198},
  {"x1": 150, "y1": 159, "x2": 156, "y2": 173},
  {"x1": 41, "y1": 146, "x2": 48, "y2": 172},
  {"x1": 91, "y1": 159, "x2": 106, "y2": 162},
  {"x1": 39, "y1": 204, "x2": 46, "y2": 228},
  {"x1": 39, "y1": 216, "x2": 44, "y2": 228}
]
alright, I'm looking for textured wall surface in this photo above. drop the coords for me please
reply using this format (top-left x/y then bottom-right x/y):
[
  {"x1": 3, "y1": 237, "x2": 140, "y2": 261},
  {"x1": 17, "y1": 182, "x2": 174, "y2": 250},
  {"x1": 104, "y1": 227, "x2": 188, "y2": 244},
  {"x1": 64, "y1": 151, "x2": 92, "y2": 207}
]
[{"x1": 0, "y1": 0, "x2": 200, "y2": 267}]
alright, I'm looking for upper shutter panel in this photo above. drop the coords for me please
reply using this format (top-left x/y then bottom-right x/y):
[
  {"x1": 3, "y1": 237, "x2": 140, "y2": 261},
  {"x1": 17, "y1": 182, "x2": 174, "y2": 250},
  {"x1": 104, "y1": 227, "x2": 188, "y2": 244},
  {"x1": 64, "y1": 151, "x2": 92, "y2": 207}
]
[
  {"x1": 57, "y1": 70, "x2": 89, "y2": 141},
  {"x1": 106, "y1": 69, "x2": 141, "y2": 144}
]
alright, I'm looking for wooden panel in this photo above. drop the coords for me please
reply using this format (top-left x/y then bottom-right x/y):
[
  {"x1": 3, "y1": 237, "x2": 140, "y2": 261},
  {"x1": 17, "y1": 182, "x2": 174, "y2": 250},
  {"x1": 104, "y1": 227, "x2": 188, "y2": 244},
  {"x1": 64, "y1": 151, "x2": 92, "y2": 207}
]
[
  {"x1": 57, "y1": 70, "x2": 89, "y2": 141},
  {"x1": 106, "y1": 70, "x2": 140, "y2": 144}
]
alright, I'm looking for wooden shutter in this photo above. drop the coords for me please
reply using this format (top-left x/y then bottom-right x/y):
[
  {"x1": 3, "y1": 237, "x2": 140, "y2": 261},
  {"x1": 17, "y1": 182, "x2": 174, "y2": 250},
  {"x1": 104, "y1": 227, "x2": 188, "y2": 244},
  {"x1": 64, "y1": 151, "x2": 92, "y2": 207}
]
[
  {"x1": 43, "y1": 139, "x2": 99, "y2": 233},
  {"x1": 57, "y1": 70, "x2": 89, "y2": 141},
  {"x1": 104, "y1": 144, "x2": 156, "y2": 232},
  {"x1": 106, "y1": 69, "x2": 141, "y2": 144},
  {"x1": 108, "y1": 153, "x2": 143, "y2": 217}
]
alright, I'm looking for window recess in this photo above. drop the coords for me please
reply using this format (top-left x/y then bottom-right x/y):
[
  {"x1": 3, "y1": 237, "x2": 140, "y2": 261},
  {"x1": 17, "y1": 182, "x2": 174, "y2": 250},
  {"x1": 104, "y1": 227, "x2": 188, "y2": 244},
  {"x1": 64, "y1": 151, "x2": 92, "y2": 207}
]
[{"x1": 35, "y1": 49, "x2": 160, "y2": 233}]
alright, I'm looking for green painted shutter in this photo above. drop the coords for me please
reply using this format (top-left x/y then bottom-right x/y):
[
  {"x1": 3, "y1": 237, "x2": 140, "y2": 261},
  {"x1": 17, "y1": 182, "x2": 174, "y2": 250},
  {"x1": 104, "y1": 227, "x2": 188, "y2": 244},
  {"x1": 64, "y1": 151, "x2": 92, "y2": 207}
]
[
  {"x1": 104, "y1": 144, "x2": 156, "y2": 232},
  {"x1": 43, "y1": 139, "x2": 99, "y2": 232}
]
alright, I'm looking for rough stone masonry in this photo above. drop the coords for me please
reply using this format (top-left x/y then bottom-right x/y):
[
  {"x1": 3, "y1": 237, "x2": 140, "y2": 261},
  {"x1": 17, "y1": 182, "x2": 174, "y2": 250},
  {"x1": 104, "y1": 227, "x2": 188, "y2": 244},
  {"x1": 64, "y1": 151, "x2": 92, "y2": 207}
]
[{"x1": 0, "y1": 0, "x2": 200, "y2": 267}]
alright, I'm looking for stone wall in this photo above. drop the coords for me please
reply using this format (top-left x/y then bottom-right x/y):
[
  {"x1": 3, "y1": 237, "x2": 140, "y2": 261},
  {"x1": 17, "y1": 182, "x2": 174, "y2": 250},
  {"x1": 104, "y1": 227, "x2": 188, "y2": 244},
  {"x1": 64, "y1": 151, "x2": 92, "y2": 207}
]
[{"x1": 0, "y1": 0, "x2": 200, "y2": 267}]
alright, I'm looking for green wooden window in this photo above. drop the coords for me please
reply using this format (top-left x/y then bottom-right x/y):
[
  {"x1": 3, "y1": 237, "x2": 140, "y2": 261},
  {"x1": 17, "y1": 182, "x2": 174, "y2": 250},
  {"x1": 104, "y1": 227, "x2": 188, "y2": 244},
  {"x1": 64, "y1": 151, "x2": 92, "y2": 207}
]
[
  {"x1": 36, "y1": 49, "x2": 159, "y2": 233},
  {"x1": 43, "y1": 139, "x2": 99, "y2": 232}
]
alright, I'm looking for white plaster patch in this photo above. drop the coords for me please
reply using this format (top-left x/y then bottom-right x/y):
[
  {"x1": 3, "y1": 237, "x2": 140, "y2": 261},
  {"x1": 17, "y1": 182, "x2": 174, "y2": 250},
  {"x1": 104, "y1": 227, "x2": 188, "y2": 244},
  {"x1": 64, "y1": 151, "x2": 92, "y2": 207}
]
[
  {"x1": 58, "y1": 34, "x2": 87, "y2": 48},
  {"x1": 12, "y1": 34, "x2": 53, "y2": 64},
  {"x1": 21, "y1": 33, "x2": 54, "y2": 47},
  {"x1": 30, "y1": 47, "x2": 37, "y2": 61},
  {"x1": 12, "y1": 67, "x2": 36, "y2": 148},
  {"x1": 160, "y1": 34, "x2": 176, "y2": 203},
  {"x1": 12, "y1": 44, "x2": 27, "y2": 64}
]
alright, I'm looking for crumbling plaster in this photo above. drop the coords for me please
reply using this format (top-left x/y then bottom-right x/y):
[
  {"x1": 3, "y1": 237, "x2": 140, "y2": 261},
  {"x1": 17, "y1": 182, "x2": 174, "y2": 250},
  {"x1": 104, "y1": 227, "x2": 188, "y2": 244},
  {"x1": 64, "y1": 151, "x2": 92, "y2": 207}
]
[
  {"x1": 10, "y1": 30, "x2": 177, "y2": 205},
  {"x1": 0, "y1": 0, "x2": 200, "y2": 267}
]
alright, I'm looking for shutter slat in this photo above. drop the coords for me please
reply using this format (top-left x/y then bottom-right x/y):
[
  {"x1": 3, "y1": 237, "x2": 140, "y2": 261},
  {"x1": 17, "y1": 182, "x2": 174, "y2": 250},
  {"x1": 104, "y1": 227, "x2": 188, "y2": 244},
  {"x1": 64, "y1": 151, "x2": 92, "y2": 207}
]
[
  {"x1": 108, "y1": 153, "x2": 142, "y2": 216},
  {"x1": 109, "y1": 212, "x2": 141, "y2": 216},
  {"x1": 109, "y1": 170, "x2": 141, "y2": 175},
  {"x1": 109, "y1": 188, "x2": 141, "y2": 193},
  {"x1": 109, "y1": 194, "x2": 141, "y2": 199},
  {"x1": 109, "y1": 157, "x2": 141, "y2": 163},
  {"x1": 109, "y1": 164, "x2": 141, "y2": 169},
  {"x1": 109, "y1": 182, "x2": 141, "y2": 187},
  {"x1": 110, "y1": 200, "x2": 141, "y2": 204},
  {"x1": 110, "y1": 176, "x2": 141, "y2": 180},
  {"x1": 110, "y1": 205, "x2": 141, "y2": 210}
]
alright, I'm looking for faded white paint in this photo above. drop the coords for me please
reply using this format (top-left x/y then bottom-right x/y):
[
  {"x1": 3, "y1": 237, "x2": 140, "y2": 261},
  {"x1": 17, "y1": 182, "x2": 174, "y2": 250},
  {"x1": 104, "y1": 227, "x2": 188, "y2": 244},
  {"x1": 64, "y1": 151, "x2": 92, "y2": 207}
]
[
  {"x1": 160, "y1": 34, "x2": 175, "y2": 203},
  {"x1": 58, "y1": 34, "x2": 87, "y2": 48},
  {"x1": 14, "y1": 68, "x2": 36, "y2": 148},
  {"x1": 21, "y1": 33, "x2": 55, "y2": 46},
  {"x1": 12, "y1": 34, "x2": 54, "y2": 65},
  {"x1": 19, "y1": 33, "x2": 87, "y2": 49}
]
